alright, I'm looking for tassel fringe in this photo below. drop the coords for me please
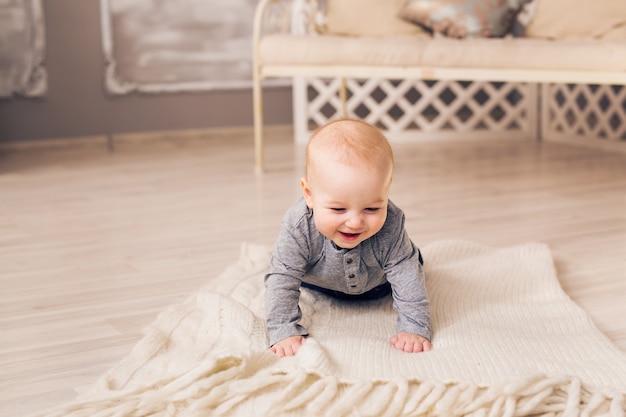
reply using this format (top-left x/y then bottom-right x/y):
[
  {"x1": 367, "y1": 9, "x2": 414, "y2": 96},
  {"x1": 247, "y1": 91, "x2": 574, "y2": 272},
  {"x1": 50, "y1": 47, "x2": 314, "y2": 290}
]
[{"x1": 32, "y1": 354, "x2": 626, "y2": 417}]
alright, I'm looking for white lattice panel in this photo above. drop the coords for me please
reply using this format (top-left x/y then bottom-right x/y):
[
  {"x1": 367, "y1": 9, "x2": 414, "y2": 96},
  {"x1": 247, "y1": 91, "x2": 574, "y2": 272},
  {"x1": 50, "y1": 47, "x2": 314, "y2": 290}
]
[
  {"x1": 542, "y1": 83, "x2": 626, "y2": 147},
  {"x1": 292, "y1": 77, "x2": 538, "y2": 144}
]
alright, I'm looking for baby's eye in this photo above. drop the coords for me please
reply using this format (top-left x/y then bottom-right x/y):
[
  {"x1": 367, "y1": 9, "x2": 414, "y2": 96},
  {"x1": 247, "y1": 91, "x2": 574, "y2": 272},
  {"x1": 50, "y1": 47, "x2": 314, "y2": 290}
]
[
  {"x1": 364, "y1": 208, "x2": 380, "y2": 212},
  {"x1": 330, "y1": 208, "x2": 346, "y2": 213}
]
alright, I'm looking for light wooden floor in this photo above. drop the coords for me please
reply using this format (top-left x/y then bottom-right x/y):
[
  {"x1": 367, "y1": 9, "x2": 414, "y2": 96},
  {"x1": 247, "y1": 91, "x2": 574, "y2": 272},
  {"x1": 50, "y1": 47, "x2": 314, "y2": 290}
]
[{"x1": 1, "y1": 126, "x2": 625, "y2": 417}]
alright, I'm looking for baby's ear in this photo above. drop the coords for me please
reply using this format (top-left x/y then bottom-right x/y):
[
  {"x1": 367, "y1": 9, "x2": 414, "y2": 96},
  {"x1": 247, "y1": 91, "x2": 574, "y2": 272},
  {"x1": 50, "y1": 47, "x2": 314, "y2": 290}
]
[{"x1": 300, "y1": 178, "x2": 314, "y2": 208}]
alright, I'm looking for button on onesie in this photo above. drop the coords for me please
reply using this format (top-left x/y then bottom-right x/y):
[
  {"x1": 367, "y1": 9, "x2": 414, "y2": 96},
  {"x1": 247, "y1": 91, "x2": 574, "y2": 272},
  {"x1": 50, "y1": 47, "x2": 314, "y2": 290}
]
[{"x1": 343, "y1": 249, "x2": 362, "y2": 294}]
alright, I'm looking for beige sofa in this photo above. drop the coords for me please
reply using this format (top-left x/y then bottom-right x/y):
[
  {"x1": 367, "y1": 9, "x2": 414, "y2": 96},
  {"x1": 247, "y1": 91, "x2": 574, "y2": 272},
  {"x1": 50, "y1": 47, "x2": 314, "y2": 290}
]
[{"x1": 252, "y1": 0, "x2": 626, "y2": 172}]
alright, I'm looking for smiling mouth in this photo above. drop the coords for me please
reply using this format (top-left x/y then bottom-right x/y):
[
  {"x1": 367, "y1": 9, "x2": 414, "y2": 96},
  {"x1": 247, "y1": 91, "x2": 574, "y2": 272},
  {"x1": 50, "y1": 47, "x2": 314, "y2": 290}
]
[{"x1": 339, "y1": 232, "x2": 361, "y2": 241}]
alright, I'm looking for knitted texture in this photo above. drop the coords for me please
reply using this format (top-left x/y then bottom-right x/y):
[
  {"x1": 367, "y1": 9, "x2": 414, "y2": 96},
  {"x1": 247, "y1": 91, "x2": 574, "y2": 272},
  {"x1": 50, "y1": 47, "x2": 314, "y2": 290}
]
[{"x1": 33, "y1": 240, "x2": 626, "y2": 417}]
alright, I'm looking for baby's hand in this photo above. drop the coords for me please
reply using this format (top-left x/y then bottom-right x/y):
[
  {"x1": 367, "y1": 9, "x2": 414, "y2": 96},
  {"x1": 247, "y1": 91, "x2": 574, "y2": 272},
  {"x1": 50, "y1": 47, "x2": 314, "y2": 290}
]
[
  {"x1": 269, "y1": 335, "x2": 305, "y2": 357},
  {"x1": 390, "y1": 332, "x2": 431, "y2": 353}
]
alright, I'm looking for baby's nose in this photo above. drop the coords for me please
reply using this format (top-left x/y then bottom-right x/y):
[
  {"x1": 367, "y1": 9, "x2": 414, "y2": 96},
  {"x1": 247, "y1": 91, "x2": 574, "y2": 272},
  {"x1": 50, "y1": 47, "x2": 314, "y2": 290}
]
[{"x1": 345, "y1": 213, "x2": 363, "y2": 228}]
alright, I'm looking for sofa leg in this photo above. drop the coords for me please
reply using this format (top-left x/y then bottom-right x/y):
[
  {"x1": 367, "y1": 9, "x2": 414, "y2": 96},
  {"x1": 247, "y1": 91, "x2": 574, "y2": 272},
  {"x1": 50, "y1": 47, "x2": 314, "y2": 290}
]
[
  {"x1": 339, "y1": 77, "x2": 348, "y2": 118},
  {"x1": 253, "y1": 74, "x2": 264, "y2": 174},
  {"x1": 538, "y1": 82, "x2": 549, "y2": 143}
]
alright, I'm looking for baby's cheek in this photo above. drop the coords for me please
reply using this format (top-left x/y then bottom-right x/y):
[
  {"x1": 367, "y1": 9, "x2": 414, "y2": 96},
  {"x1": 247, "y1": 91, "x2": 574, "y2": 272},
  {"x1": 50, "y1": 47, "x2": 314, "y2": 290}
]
[
  {"x1": 313, "y1": 217, "x2": 333, "y2": 238},
  {"x1": 372, "y1": 216, "x2": 387, "y2": 234}
]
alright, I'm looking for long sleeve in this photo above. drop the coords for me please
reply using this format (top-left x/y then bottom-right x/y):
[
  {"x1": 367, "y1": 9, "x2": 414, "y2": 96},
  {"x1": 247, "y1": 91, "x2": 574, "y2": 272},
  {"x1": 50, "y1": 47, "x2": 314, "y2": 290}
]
[
  {"x1": 386, "y1": 244, "x2": 431, "y2": 340},
  {"x1": 378, "y1": 209, "x2": 431, "y2": 341},
  {"x1": 264, "y1": 200, "x2": 315, "y2": 347},
  {"x1": 265, "y1": 253, "x2": 309, "y2": 347}
]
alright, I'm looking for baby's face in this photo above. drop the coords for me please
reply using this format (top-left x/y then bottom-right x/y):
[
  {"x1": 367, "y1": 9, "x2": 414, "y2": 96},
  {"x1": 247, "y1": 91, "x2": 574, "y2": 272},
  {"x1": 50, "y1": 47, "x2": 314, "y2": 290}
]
[{"x1": 302, "y1": 159, "x2": 391, "y2": 249}]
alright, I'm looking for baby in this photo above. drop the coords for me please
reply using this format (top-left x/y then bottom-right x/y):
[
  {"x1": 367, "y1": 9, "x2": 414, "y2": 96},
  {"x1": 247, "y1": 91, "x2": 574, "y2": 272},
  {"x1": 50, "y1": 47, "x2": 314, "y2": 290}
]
[{"x1": 265, "y1": 118, "x2": 431, "y2": 357}]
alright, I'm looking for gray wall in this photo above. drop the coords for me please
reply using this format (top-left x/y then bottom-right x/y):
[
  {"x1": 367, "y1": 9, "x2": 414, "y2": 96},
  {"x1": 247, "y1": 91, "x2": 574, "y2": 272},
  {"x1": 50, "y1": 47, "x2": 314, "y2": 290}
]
[{"x1": 0, "y1": 0, "x2": 292, "y2": 143}]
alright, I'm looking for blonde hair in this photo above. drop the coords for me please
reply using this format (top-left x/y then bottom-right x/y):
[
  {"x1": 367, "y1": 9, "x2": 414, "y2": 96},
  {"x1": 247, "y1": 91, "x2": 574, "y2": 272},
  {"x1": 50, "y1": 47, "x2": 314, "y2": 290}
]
[{"x1": 305, "y1": 118, "x2": 394, "y2": 179}]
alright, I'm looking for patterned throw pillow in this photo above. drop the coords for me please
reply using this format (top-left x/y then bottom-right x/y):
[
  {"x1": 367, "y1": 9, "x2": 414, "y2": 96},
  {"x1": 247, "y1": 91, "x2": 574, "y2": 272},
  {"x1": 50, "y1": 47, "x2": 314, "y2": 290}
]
[
  {"x1": 509, "y1": 0, "x2": 538, "y2": 37},
  {"x1": 399, "y1": 0, "x2": 531, "y2": 38}
]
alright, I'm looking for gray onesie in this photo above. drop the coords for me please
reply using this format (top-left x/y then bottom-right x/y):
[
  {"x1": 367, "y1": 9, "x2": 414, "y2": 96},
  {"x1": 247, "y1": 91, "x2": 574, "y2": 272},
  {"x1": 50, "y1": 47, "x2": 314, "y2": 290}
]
[{"x1": 265, "y1": 197, "x2": 431, "y2": 347}]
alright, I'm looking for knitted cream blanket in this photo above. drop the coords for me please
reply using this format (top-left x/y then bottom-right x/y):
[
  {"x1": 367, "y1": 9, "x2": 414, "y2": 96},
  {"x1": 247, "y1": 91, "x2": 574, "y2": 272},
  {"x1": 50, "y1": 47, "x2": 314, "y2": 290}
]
[{"x1": 36, "y1": 240, "x2": 626, "y2": 417}]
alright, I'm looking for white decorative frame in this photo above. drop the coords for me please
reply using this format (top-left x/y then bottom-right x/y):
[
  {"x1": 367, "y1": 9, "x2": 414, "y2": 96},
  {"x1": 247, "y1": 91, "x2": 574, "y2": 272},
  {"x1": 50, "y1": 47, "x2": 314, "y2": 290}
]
[
  {"x1": 293, "y1": 79, "x2": 626, "y2": 148},
  {"x1": 542, "y1": 83, "x2": 626, "y2": 148},
  {"x1": 0, "y1": 0, "x2": 47, "y2": 98},
  {"x1": 293, "y1": 78, "x2": 538, "y2": 144},
  {"x1": 100, "y1": 0, "x2": 285, "y2": 95}
]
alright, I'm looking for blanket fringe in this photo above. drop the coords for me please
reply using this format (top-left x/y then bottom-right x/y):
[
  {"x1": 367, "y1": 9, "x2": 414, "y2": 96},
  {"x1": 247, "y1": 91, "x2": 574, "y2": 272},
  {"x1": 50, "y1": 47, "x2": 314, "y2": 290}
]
[{"x1": 31, "y1": 356, "x2": 626, "y2": 417}]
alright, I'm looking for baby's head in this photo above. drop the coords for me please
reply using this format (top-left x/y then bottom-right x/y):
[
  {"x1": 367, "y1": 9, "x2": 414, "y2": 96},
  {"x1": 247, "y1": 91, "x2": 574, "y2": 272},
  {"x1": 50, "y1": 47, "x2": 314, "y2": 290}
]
[{"x1": 301, "y1": 119, "x2": 394, "y2": 249}]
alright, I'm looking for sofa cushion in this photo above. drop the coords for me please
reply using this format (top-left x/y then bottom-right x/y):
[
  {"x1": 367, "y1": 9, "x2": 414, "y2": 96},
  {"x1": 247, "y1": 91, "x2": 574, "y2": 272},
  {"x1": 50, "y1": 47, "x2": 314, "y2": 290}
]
[
  {"x1": 325, "y1": 0, "x2": 431, "y2": 37},
  {"x1": 259, "y1": 34, "x2": 626, "y2": 73},
  {"x1": 399, "y1": 0, "x2": 530, "y2": 38},
  {"x1": 525, "y1": 0, "x2": 626, "y2": 40}
]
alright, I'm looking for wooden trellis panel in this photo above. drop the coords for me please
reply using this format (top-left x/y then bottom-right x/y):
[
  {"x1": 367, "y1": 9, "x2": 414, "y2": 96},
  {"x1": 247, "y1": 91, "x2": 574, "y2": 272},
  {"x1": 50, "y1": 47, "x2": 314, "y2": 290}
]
[
  {"x1": 542, "y1": 83, "x2": 626, "y2": 148},
  {"x1": 292, "y1": 77, "x2": 538, "y2": 144}
]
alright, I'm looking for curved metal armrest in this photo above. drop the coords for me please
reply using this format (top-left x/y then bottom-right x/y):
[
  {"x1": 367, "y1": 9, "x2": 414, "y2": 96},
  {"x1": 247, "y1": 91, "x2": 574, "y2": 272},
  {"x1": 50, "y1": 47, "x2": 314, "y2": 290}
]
[
  {"x1": 253, "y1": 0, "x2": 323, "y2": 41},
  {"x1": 252, "y1": 0, "x2": 324, "y2": 174}
]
